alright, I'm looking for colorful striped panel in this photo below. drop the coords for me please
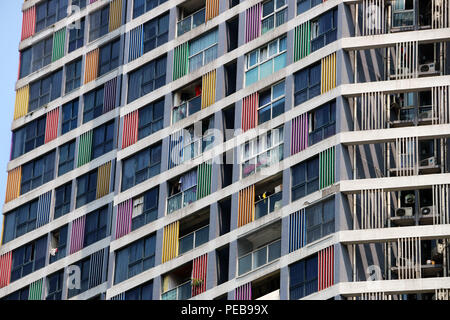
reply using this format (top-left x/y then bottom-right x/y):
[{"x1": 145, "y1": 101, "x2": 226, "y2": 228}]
[
  {"x1": 109, "y1": 0, "x2": 123, "y2": 32},
  {"x1": 0, "y1": 252, "x2": 12, "y2": 288},
  {"x1": 162, "y1": 221, "x2": 179, "y2": 263},
  {"x1": 238, "y1": 186, "x2": 255, "y2": 228},
  {"x1": 52, "y1": 28, "x2": 66, "y2": 62},
  {"x1": 205, "y1": 0, "x2": 219, "y2": 22},
  {"x1": 14, "y1": 86, "x2": 29, "y2": 120},
  {"x1": 319, "y1": 147, "x2": 335, "y2": 189},
  {"x1": 321, "y1": 52, "x2": 336, "y2": 94},
  {"x1": 122, "y1": 110, "x2": 139, "y2": 149},
  {"x1": 168, "y1": 129, "x2": 184, "y2": 169},
  {"x1": 36, "y1": 191, "x2": 52, "y2": 228},
  {"x1": 84, "y1": 49, "x2": 99, "y2": 84},
  {"x1": 89, "y1": 0, "x2": 98, "y2": 3},
  {"x1": 104, "y1": 77, "x2": 118, "y2": 113},
  {"x1": 115, "y1": 199, "x2": 133, "y2": 239},
  {"x1": 191, "y1": 254, "x2": 208, "y2": 297},
  {"x1": 241, "y1": 93, "x2": 258, "y2": 132},
  {"x1": 96, "y1": 161, "x2": 111, "y2": 199},
  {"x1": 70, "y1": 215, "x2": 86, "y2": 254},
  {"x1": 235, "y1": 283, "x2": 252, "y2": 300},
  {"x1": 245, "y1": 4, "x2": 262, "y2": 43},
  {"x1": 291, "y1": 113, "x2": 308, "y2": 155},
  {"x1": 128, "y1": 25, "x2": 144, "y2": 62},
  {"x1": 88, "y1": 249, "x2": 105, "y2": 289},
  {"x1": 173, "y1": 42, "x2": 189, "y2": 81},
  {"x1": 77, "y1": 130, "x2": 93, "y2": 167},
  {"x1": 5, "y1": 167, "x2": 21, "y2": 203},
  {"x1": 289, "y1": 209, "x2": 306, "y2": 253},
  {"x1": 294, "y1": 22, "x2": 311, "y2": 62},
  {"x1": 28, "y1": 279, "x2": 43, "y2": 300},
  {"x1": 21, "y1": 6, "x2": 36, "y2": 41},
  {"x1": 201, "y1": 70, "x2": 216, "y2": 109},
  {"x1": 111, "y1": 293, "x2": 125, "y2": 300},
  {"x1": 318, "y1": 246, "x2": 334, "y2": 291},
  {"x1": 196, "y1": 161, "x2": 212, "y2": 200},
  {"x1": 44, "y1": 107, "x2": 59, "y2": 143}
]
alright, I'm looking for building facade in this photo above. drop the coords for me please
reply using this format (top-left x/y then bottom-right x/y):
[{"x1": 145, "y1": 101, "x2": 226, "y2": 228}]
[{"x1": 0, "y1": 0, "x2": 450, "y2": 300}]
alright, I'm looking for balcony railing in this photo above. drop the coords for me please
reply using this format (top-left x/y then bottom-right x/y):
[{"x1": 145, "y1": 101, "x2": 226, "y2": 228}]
[
  {"x1": 179, "y1": 225, "x2": 209, "y2": 255},
  {"x1": 238, "y1": 239, "x2": 281, "y2": 276},
  {"x1": 172, "y1": 95, "x2": 202, "y2": 124},
  {"x1": 161, "y1": 280, "x2": 192, "y2": 300},
  {"x1": 309, "y1": 122, "x2": 336, "y2": 146},
  {"x1": 167, "y1": 185, "x2": 197, "y2": 214},
  {"x1": 255, "y1": 191, "x2": 282, "y2": 220},
  {"x1": 311, "y1": 28, "x2": 337, "y2": 52},
  {"x1": 177, "y1": 8, "x2": 206, "y2": 37}
]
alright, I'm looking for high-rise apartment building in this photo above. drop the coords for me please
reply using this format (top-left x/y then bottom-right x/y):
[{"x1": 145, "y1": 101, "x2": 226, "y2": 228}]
[{"x1": 0, "y1": 0, "x2": 450, "y2": 301}]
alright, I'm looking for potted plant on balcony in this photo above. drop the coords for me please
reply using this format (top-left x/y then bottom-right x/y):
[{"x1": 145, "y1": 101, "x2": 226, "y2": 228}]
[{"x1": 192, "y1": 278, "x2": 204, "y2": 288}]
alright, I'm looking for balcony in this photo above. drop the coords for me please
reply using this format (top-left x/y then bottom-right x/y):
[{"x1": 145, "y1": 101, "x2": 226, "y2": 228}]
[
  {"x1": 161, "y1": 280, "x2": 192, "y2": 300},
  {"x1": 172, "y1": 95, "x2": 202, "y2": 124},
  {"x1": 311, "y1": 28, "x2": 337, "y2": 52},
  {"x1": 238, "y1": 239, "x2": 281, "y2": 276},
  {"x1": 177, "y1": 7, "x2": 206, "y2": 37},
  {"x1": 179, "y1": 225, "x2": 209, "y2": 255},
  {"x1": 254, "y1": 191, "x2": 282, "y2": 220},
  {"x1": 309, "y1": 122, "x2": 336, "y2": 146},
  {"x1": 167, "y1": 185, "x2": 197, "y2": 214}
]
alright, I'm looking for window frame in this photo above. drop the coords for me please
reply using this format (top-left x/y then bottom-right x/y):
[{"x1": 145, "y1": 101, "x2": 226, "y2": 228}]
[
  {"x1": 137, "y1": 99, "x2": 164, "y2": 140},
  {"x1": 65, "y1": 58, "x2": 82, "y2": 94},
  {"x1": 291, "y1": 156, "x2": 320, "y2": 201},
  {"x1": 98, "y1": 38, "x2": 120, "y2": 77},
  {"x1": 54, "y1": 182, "x2": 72, "y2": 219},
  {"x1": 83, "y1": 206, "x2": 109, "y2": 247},
  {"x1": 83, "y1": 86, "x2": 104, "y2": 123},
  {"x1": 261, "y1": 0, "x2": 288, "y2": 35},
  {"x1": 20, "y1": 151, "x2": 56, "y2": 195},
  {"x1": 188, "y1": 29, "x2": 219, "y2": 73},
  {"x1": 28, "y1": 69, "x2": 63, "y2": 112},
  {"x1": 91, "y1": 121, "x2": 115, "y2": 160},
  {"x1": 89, "y1": 5, "x2": 110, "y2": 42},
  {"x1": 58, "y1": 140, "x2": 76, "y2": 176},
  {"x1": 61, "y1": 99, "x2": 79, "y2": 135},
  {"x1": 35, "y1": 0, "x2": 68, "y2": 33},
  {"x1": 257, "y1": 80, "x2": 285, "y2": 125},
  {"x1": 143, "y1": 12, "x2": 169, "y2": 53},
  {"x1": 68, "y1": 18, "x2": 85, "y2": 53},
  {"x1": 76, "y1": 170, "x2": 98, "y2": 208}
]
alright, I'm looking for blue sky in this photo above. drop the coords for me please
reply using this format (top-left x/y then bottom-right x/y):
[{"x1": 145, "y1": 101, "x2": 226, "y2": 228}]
[{"x1": 0, "y1": 1, "x2": 22, "y2": 234}]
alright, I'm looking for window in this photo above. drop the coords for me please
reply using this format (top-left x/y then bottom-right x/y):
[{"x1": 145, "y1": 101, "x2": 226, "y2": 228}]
[
  {"x1": 61, "y1": 99, "x2": 79, "y2": 134},
  {"x1": 138, "y1": 99, "x2": 164, "y2": 140},
  {"x1": 132, "y1": 187, "x2": 159, "y2": 231},
  {"x1": 125, "y1": 281, "x2": 153, "y2": 300},
  {"x1": 310, "y1": 8, "x2": 338, "y2": 52},
  {"x1": 177, "y1": 7, "x2": 206, "y2": 37},
  {"x1": 189, "y1": 29, "x2": 219, "y2": 72},
  {"x1": 127, "y1": 55, "x2": 166, "y2": 103},
  {"x1": 2, "y1": 287, "x2": 29, "y2": 300},
  {"x1": 76, "y1": 170, "x2": 98, "y2": 208},
  {"x1": 114, "y1": 234, "x2": 156, "y2": 284},
  {"x1": 46, "y1": 270, "x2": 64, "y2": 300},
  {"x1": 32, "y1": 37, "x2": 54, "y2": 73},
  {"x1": 67, "y1": 257, "x2": 90, "y2": 298},
  {"x1": 245, "y1": 36, "x2": 287, "y2": 86},
  {"x1": 54, "y1": 182, "x2": 72, "y2": 219},
  {"x1": 2, "y1": 199, "x2": 38, "y2": 244},
  {"x1": 84, "y1": 206, "x2": 109, "y2": 247},
  {"x1": 121, "y1": 143, "x2": 162, "y2": 191},
  {"x1": 35, "y1": 0, "x2": 68, "y2": 33},
  {"x1": 19, "y1": 48, "x2": 32, "y2": 79},
  {"x1": 99, "y1": 38, "x2": 120, "y2": 76},
  {"x1": 289, "y1": 255, "x2": 318, "y2": 300},
  {"x1": 297, "y1": 0, "x2": 322, "y2": 15},
  {"x1": 261, "y1": 0, "x2": 288, "y2": 34},
  {"x1": 49, "y1": 225, "x2": 68, "y2": 264},
  {"x1": 65, "y1": 58, "x2": 82, "y2": 93},
  {"x1": 308, "y1": 101, "x2": 336, "y2": 145},
  {"x1": 11, "y1": 116, "x2": 46, "y2": 160},
  {"x1": 71, "y1": 0, "x2": 86, "y2": 9},
  {"x1": 294, "y1": 63, "x2": 321, "y2": 106},
  {"x1": 241, "y1": 126, "x2": 284, "y2": 178},
  {"x1": 143, "y1": 13, "x2": 169, "y2": 53},
  {"x1": 11, "y1": 236, "x2": 47, "y2": 283},
  {"x1": 68, "y1": 18, "x2": 85, "y2": 53},
  {"x1": 133, "y1": 0, "x2": 168, "y2": 19},
  {"x1": 392, "y1": 0, "x2": 415, "y2": 27},
  {"x1": 58, "y1": 140, "x2": 75, "y2": 176},
  {"x1": 305, "y1": 198, "x2": 335, "y2": 244},
  {"x1": 92, "y1": 121, "x2": 114, "y2": 159},
  {"x1": 258, "y1": 81, "x2": 285, "y2": 124},
  {"x1": 83, "y1": 86, "x2": 104, "y2": 123},
  {"x1": 89, "y1": 6, "x2": 110, "y2": 42},
  {"x1": 20, "y1": 151, "x2": 56, "y2": 195},
  {"x1": 291, "y1": 156, "x2": 319, "y2": 201},
  {"x1": 29, "y1": 69, "x2": 63, "y2": 112}
]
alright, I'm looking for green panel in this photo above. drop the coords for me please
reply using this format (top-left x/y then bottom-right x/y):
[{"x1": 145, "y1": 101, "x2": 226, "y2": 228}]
[
  {"x1": 173, "y1": 42, "x2": 189, "y2": 81},
  {"x1": 77, "y1": 130, "x2": 93, "y2": 168},
  {"x1": 28, "y1": 279, "x2": 43, "y2": 300},
  {"x1": 52, "y1": 28, "x2": 66, "y2": 62},
  {"x1": 294, "y1": 21, "x2": 310, "y2": 62},
  {"x1": 196, "y1": 161, "x2": 212, "y2": 200},
  {"x1": 319, "y1": 147, "x2": 335, "y2": 189}
]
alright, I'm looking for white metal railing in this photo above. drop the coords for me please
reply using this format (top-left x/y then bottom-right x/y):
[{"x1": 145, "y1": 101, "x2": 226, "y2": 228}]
[
  {"x1": 177, "y1": 7, "x2": 206, "y2": 37},
  {"x1": 238, "y1": 239, "x2": 281, "y2": 276}
]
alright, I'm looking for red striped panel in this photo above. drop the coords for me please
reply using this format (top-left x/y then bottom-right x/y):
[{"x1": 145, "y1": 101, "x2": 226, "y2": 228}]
[
  {"x1": 241, "y1": 93, "x2": 258, "y2": 132},
  {"x1": 115, "y1": 199, "x2": 133, "y2": 239},
  {"x1": 21, "y1": 6, "x2": 36, "y2": 41},
  {"x1": 45, "y1": 107, "x2": 59, "y2": 143},
  {"x1": 122, "y1": 110, "x2": 139, "y2": 149},
  {"x1": 192, "y1": 254, "x2": 208, "y2": 297},
  {"x1": 0, "y1": 251, "x2": 12, "y2": 288},
  {"x1": 70, "y1": 215, "x2": 86, "y2": 254},
  {"x1": 318, "y1": 246, "x2": 334, "y2": 291}
]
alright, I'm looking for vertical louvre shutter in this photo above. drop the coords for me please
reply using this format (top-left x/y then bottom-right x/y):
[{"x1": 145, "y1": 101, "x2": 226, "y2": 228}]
[
  {"x1": 319, "y1": 147, "x2": 335, "y2": 189},
  {"x1": 205, "y1": 0, "x2": 219, "y2": 22},
  {"x1": 84, "y1": 49, "x2": 99, "y2": 84},
  {"x1": 122, "y1": 110, "x2": 139, "y2": 149},
  {"x1": 14, "y1": 86, "x2": 29, "y2": 120},
  {"x1": 289, "y1": 209, "x2": 306, "y2": 253},
  {"x1": 294, "y1": 22, "x2": 311, "y2": 61},
  {"x1": 196, "y1": 161, "x2": 212, "y2": 200},
  {"x1": 128, "y1": 25, "x2": 143, "y2": 62},
  {"x1": 192, "y1": 254, "x2": 208, "y2": 296},
  {"x1": 201, "y1": 70, "x2": 216, "y2": 109},
  {"x1": 242, "y1": 93, "x2": 258, "y2": 132},
  {"x1": 28, "y1": 279, "x2": 43, "y2": 300},
  {"x1": 77, "y1": 130, "x2": 93, "y2": 167},
  {"x1": 168, "y1": 129, "x2": 184, "y2": 169},
  {"x1": 44, "y1": 107, "x2": 59, "y2": 143},
  {"x1": 52, "y1": 28, "x2": 66, "y2": 62},
  {"x1": 21, "y1": 6, "x2": 36, "y2": 41},
  {"x1": 115, "y1": 199, "x2": 133, "y2": 239},
  {"x1": 88, "y1": 249, "x2": 105, "y2": 289},
  {"x1": 173, "y1": 43, "x2": 189, "y2": 81},
  {"x1": 318, "y1": 246, "x2": 334, "y2": 291},
  {"x1": 291, "y1": 113, "x2": 308, "y2": 155},
  {"x1": 36, "y1": 191, "x2": 52, "y2": 227},
  {"x1": 0, "y1": 252, "x2": 12, "y2": 288},
  {"x1": 103, "y1": 77, "x2": 118, "y2": 113},
  {"x1": 245, "y1": 4, "x2": 262, "y2": 43},
  {"x1": 109, "y1": 0, "x2": 123, "y2": 32},
  {"x1": 96, "y1": 161, "x2": 111, "y2": 199},
  {"x1": 5, "y1": 167, "x2": 21, "y2": 203},
  {"x1": 70, "y1": 215, "x2": 86, "y2": 254},
  {"x1": 235, "y1": 283, "x2": 252, "y2": 300},
  {"x1": 238, "y1": 186, "x2": 255, "y2": 227},
  {"x1": 162, "y1": 221, "x2": 179, "y2": 263},
  {"x1": 321, "y1": 52, "x2": 336, "y2": 94}
]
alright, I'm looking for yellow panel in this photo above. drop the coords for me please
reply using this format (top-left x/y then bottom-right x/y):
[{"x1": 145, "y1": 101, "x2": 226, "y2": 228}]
[
  {"x1": 14, "y1": 86, "x2": 29, "y2": 120},
  {"x1": 201, "y1": 70, "x2": 216, "y2": 109},
  {"x1": 238, "y1": 185, "x2": 255, "y2": 227},
  {"x1": 321, "y1": 52, "x2": 336, "y2": 94},
  {"x1": 96, "y1": 161, "x2": 111, "y2": 199},
  {"x1": 5, "y1": 167, "x2": 21, "y2": 203},
  {"x1": 205, "y1": 0, "x2": 219, "y2": 22},
  {"x1": 84, "y1": 49, "x2": 99, "y2": 84},
  {"x1": 109, "y1": 0, "x2": 123, "y2": 32},
  {"x1": 162, "y1": 221, "x2": 179, "y2": 263}
]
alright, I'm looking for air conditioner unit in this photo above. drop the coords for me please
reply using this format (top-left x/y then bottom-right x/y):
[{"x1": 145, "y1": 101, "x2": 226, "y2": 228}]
[
  {"x1": 396, "y1": 207, "x2": 413, "y2": 217},
  {"x1": 418, "y1": 110, "x2": 433, "y2": 120},
  {"x1": 420, "y1": 206, "x2": 434, "y2": 216},
  {"x1": 420, "y1": 156, "x2": 436, "y2": 167},
  {"x1": 419, "y1": 63, "x2": 436, "y2": 75}
]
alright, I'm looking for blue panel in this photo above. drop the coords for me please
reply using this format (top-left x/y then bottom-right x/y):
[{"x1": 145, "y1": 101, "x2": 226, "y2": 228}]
[
  {"x1": 289, "y1": 209, "x2": 306, "y2": 253},
  {"x1": 88, "y1": 249, "x2": 105, "y2": 289},
  {"x1": 128, "y1": 25, "x2": 144, "y2": 62},
  {"x1": 36, "y1": 191, "x2": 52, "y2": 228}
]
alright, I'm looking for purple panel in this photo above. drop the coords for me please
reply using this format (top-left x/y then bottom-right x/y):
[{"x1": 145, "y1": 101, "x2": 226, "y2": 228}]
[
  {"x1": 70, "y1": 215, "x2": 86, "y2": 254},
  {"x1": 89, "y1": 0, "x2": 98, "y2": 4},
  {"x1": 103, "y1": 77, "x2": 118, "y2": 113},
  {"x1": 115, "y1": 199, "x2": 133, "y2": 239},
  {"x1": 235, "y1": 283, "x2": 252, "y2": 300},
  {"x1": 245, "y1": 4, "x2": 261, "y2": 43},
  {"x1": 291, "y1": 113, "x2": 308, "y2": 155}
]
